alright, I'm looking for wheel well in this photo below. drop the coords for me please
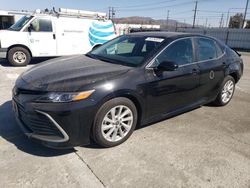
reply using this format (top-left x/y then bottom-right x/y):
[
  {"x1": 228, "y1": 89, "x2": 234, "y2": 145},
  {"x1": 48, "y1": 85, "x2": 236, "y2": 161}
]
[
  {"x1": 90, "y1": 94, "x2": 143, "y2": 140},
  {"x1": 7, "y1": 44, "x2": 32, "y2": 57},
  {"x1": 229, "y1": 72, "x2": 239, "y2": 83},
  {"x1": 119, "y1": 94, "x2": 142, "y2": 128}
]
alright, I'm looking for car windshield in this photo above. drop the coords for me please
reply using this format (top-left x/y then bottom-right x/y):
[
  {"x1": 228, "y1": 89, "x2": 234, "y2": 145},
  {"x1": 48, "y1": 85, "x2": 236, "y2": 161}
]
[
  {"x1": 88, "y1": 35, "x2": 165, "y2": 67},
  {"x1": 8, "y1": 15, "x2": 33, "y2": 31}
]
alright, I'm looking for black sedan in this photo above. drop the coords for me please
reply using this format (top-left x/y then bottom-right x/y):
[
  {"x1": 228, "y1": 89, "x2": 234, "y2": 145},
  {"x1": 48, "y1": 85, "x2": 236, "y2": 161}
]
[{"x1": 12, "y1": 32, "x2": 244, "y2": 148}]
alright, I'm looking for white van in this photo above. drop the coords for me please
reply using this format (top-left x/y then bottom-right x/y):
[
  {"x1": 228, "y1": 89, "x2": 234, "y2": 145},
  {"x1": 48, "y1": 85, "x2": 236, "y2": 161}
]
[{"x1": 0, "y1": 8, "x2": 116, "y2": 66}]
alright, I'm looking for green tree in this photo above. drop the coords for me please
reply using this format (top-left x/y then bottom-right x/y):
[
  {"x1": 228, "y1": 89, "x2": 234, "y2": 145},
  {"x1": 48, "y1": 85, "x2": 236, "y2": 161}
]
[{"x1": 229, "y1": 13, "x2": 243, "y2": 28}]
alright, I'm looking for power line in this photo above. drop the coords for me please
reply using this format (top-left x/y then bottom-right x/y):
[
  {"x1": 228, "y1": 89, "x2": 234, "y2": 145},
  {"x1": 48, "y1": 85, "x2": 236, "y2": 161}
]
[
  {"x1": 114, "y1": 0, "x2": 178, "y2": 9},
  {"x1": 116, "y1": 0, "x2": 195, "y2": 11},
  {"x1": 173, "y1": 10, "x2": 193, "y2": 15}
]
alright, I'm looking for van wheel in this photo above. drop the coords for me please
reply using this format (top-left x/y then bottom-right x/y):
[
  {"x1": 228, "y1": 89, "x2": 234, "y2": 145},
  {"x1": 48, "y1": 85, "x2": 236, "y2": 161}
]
[
  {"x1": 7, "y1": 47, "x2": 31, "y2": 66},
  {"x1": 213, "y1": 75, "x2": 235, "y2": 106},
  {"x1": 93, "y1": 97, "x2": 138, "y2": 147}
]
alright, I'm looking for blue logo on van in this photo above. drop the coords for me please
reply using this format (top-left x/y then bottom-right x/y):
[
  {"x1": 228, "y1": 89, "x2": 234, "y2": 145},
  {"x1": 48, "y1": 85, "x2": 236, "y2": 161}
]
[{"x1": 88, "y1": 21, "x2": 115, "y2": 46}]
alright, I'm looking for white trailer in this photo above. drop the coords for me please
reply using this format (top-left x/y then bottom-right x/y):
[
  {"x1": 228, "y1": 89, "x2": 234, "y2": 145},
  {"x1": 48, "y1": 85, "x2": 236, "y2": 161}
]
[{"x1": 0, "y1": 8, "x2": 116, "y2": 66}]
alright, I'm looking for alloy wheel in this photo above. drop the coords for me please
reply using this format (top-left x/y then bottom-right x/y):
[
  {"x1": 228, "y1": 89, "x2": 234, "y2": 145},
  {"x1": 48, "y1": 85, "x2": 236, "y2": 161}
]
[
  {"x1": 221, "y1": 80, "x2": 234, "y2": 104},
  {"x1": 101, "y1": 105, "x2": 133, "y2": 142}
]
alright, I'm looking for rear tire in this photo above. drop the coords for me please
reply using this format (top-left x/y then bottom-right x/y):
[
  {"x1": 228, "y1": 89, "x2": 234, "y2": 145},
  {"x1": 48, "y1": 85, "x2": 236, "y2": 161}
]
[
  {"x1": 213, "y1": 75, "x2": 235, "y2": 106},
  {"x1": 7, "y1": 47, "x2": 31, "y2": 66},
  {"x1": 93, "y1": 97, "x2": 138, "y2": 147}
]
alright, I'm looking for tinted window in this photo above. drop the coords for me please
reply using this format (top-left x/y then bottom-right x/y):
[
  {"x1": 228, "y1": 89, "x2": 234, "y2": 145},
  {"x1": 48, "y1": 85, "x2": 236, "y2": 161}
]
[
  {"x1": 31, "y1": 18, "x2": 52, "y2": 32},
  {"x1": 215, "y1": 42, "x2": 224, "y2": 57},
  {"x1": 197, "y1": 38, "x2": 217, "y2": 61},
  {"x1": 155, "y1": 38, "x2": 193, "y2": 66}
]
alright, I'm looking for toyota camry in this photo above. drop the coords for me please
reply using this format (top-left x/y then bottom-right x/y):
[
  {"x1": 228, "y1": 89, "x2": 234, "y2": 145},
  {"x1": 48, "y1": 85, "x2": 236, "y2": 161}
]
[{"x1": 12, "y1": 32, "x2": 243, "y2": 148}]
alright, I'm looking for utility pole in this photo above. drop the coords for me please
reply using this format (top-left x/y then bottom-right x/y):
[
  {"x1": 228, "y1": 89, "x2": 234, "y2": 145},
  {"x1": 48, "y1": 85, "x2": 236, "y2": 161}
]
[
  {"x1": 192, "y1": 1, "x2": 198, "y2": 28},
  {"x1": 219, "y1": 13, "x2": 224, "y2": 28},
  {"x1": 108, "y1": 7, "x2": 111, "y2": 19},
  {"x1": 226, "y1": 9, "x2": 230, "y2": 28},
  {"x1": 205, "y1": 18, "x2": 208, "y2": 28},
  {"x1": 108, "y1": 7, "x2": 115, "y2": 20},
  {"x1": 166, "y1": 10, "x2": 170, "y2": 28},
  {"x1": 111, "y1": 7, "x2": 115, "y2": 20},
  {"x1": 242, "y1": 0, "x2": 249, "y2": 28}
]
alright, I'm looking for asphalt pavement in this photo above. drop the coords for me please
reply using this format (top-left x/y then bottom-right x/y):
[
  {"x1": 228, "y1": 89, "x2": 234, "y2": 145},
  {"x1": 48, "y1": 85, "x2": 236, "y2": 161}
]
[{"x1": 0, "y1": 53, "x2": 249, "y2": 188}]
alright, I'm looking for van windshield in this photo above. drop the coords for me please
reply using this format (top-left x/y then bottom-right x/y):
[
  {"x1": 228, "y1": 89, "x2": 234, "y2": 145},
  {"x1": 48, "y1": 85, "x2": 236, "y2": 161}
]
[{"x1": 8, "y1": 15, "x2": 33, "y2": 31}]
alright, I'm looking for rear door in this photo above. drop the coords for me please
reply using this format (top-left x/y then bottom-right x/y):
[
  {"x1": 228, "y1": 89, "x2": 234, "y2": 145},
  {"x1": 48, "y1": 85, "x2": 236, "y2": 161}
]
[
  {"x1": 195, "y1": 37, "x2": 225, "y2": 100},
  {"x1": 145, "y1": 38, "x2": 200, "y2": 117},
  {"x1": 27, "y1": 17, "x2": 57, "y2": 57}
]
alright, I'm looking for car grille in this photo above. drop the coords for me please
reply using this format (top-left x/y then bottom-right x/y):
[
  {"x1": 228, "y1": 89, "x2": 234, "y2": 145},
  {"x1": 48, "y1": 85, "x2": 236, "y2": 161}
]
[{"x1": 17, "y1": 103, "x2": 63, "y2": 138}]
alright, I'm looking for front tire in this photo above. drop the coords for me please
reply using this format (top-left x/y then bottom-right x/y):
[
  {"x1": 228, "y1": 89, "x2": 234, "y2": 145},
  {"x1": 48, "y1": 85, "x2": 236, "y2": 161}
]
[
  {"x1": 7, "y1": 47, "x2": 31, "y2": 66},
  {"x1": 214, "y1": 75, "x2": 235, "y2": 106},
  {"x1": 93, "y1": 97, "x2": 138, "y2": 147}
]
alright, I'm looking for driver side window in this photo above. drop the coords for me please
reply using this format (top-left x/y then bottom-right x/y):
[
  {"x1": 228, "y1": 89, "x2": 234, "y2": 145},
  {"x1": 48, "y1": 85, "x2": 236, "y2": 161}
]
[
  {"x1": 155, "y1": 38, "x2": 194, "y2": 66},
  {"x1": 30, "y1": 18, "x2": 52, "y2": 32}
]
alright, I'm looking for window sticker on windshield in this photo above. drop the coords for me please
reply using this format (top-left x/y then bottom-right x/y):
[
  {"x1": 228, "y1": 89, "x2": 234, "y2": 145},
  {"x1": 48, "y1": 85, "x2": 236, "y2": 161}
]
[{"x1": 145, "y1": 37, "x2": 164, "y2": 43}]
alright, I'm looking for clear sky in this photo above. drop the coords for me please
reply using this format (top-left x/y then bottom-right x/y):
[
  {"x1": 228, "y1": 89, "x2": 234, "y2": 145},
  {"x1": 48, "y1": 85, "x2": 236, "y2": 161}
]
[{"x1": 0, "y1": 0, "x2": 249, "y2": 27}]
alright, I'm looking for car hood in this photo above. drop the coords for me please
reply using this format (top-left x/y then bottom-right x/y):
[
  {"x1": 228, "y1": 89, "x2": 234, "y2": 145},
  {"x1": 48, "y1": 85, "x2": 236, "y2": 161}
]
[{"x1": 17, "y1": 55, "x2": 131, "y2": 92}]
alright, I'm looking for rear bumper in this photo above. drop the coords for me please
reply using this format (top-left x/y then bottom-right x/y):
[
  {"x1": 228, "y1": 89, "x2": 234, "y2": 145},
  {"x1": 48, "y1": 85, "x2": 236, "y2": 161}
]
[
  {"x1": 0, "y1": 48, "x2": 7, "y2": 58},
  {"x1": 12, "y1": 97, "x2": 98, "y2": 149}
]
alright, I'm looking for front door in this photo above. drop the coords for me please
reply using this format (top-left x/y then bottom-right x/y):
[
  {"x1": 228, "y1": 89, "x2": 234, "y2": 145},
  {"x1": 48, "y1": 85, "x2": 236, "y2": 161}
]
[
  {"x1": 27, "y1": 17, "x2": 57, "y2": 57},
  {"x1": 145, "y1": 38, "x2": 200, "y2": 118}
]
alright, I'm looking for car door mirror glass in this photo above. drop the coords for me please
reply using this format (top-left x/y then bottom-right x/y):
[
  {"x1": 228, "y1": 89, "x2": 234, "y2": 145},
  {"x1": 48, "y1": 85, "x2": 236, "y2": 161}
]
[{"x1": 157, "y1": 60, "x2": 178, "y2": 71}]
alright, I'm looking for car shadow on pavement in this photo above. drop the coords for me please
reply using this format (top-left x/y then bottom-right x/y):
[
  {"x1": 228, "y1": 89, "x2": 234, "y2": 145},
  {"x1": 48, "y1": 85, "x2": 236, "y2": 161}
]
[
  {"x1": 0, "y1": 57, "x2": 55, "y2": 67},
  {"x1": 0, "y1": 101, "x2": 75, "y2": 156}
]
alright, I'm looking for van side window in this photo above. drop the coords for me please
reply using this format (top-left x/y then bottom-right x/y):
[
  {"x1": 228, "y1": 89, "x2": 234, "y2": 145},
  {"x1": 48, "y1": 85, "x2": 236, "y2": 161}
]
[
  {"x1": 197, "y1": 38, "x2": 217, "y2": 61},
  {"x1": 31, "y1": 18, "x2": 52, "y2": 32},
  {"x1": 155, "y1": 38, "x2": 193, "y2": 66}
]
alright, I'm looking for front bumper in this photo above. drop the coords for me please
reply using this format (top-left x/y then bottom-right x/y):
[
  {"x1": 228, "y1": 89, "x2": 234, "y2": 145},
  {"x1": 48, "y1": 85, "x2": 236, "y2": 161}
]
[
  {"x1": 12, "y1": 96, "x2": 98, "y2": 149},
  {"x1": 0, "y1": 48, "x2": 7, "y2": 58}
]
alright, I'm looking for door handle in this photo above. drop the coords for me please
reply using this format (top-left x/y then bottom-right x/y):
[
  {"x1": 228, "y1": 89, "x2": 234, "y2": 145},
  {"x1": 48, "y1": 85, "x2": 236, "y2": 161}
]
[
  {"x1": 53, "y1": 34, "x2": 56, "y2": 40},
  {"x1": 192, "y1": 68, "x2": 199, "y2": 75}
]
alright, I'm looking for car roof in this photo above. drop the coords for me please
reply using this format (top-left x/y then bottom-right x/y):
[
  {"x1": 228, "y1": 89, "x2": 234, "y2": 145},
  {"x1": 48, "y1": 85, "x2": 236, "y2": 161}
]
[{"x1": 127, "y1": 31, "x2": 205, "y2": 39}]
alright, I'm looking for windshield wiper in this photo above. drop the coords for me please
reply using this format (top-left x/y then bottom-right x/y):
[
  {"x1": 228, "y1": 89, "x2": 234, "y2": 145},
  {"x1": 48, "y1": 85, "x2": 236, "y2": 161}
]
[
  {"x1": 94, "y1": 55, "x2": 115, "y2": 63},
  {"x1": 7, "y1": 27, "x2": 19, "y2": 31}
]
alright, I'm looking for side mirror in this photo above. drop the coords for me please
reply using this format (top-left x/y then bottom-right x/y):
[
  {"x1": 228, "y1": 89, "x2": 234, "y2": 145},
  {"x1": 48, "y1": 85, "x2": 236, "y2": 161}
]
[
  {"x1": 28, "y1": 24, "x2": 34, "y2": 32},
  {"x1": 157, "y1": 61, "x2": 178, "y2": 71}
]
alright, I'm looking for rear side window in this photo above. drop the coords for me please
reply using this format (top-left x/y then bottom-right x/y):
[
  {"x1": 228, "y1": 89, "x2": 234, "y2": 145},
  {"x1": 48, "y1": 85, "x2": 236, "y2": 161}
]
[
  {"x1": 215, "y1": 42, "x2": 224, "y2": 57},
  {"x1": 155, "y1": 38, "x2": 194, "y2": 66},
  {"x1": 197, "y1": 38, "x2": 217, "y2": 61}
]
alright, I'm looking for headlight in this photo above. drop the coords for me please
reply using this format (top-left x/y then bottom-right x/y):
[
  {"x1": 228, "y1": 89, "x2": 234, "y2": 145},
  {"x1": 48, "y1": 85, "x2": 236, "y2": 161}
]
[{"x1": 36, "y1": 90, "x2": 95, "y2": 103}]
